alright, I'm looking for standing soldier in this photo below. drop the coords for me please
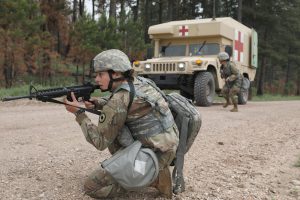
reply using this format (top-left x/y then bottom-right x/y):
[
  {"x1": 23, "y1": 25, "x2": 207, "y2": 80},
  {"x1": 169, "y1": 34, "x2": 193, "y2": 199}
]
[
  {"x1": 64, "y1": 49, "x2": 179, "y2": 199},
  {"x1": 218, "y1": 52, "x2": 242, "y2": 112}
]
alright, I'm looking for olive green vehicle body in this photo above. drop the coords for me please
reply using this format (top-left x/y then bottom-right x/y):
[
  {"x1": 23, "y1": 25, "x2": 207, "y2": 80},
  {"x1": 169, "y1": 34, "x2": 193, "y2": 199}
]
[{"x1": 133, "y1": 17, "x2": 258, "y2": 106}]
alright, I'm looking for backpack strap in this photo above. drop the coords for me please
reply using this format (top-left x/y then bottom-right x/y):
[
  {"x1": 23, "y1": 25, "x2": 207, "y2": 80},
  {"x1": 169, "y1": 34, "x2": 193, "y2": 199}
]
[
  {"x1": 110, "y1": 81, "x2": 135, "y2": 110},
  {"x1": 136, "y1": 76, "x2": 168, "y2": 102},
  {"x1": 128, "y1": 80, "x2": 135, "y2": 110}
]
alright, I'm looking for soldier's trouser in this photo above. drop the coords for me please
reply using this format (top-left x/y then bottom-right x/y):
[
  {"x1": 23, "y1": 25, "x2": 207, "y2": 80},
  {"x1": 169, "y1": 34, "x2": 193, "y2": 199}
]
[
  {"x1": 221, "y1": 85, "x2": 240, "y2": 105},
  {"x1": 151, "y1": 150, "x2": 175, "y2": 198},
  {"x1": 156, "y1": 141, "x2": 177, "y2": 170},
  {"x1": 83, "y1": 166, "x2": 125, "y2": 199}
]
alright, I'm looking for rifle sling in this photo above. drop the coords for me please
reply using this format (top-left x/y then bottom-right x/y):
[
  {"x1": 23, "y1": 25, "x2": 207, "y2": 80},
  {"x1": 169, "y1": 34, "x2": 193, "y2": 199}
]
[
  {"x1": 42, "y1": 97, "x2": 102, "y2": 116},
  {"x1": 128, "y1": 80, "x2": 135, "y2": 110}
]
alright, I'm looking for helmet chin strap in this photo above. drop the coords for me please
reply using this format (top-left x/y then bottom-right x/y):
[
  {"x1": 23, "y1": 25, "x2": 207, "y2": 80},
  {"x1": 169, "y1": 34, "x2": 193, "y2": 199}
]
[{"x1": 101, "y1": 70, "x2": 125, "y2": 92}]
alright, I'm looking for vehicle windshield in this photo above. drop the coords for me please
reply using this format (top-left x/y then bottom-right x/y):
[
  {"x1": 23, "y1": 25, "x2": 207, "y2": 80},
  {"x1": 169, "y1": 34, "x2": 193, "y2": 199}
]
[
  {"x1": 189, "y1": 43, "x2": 220, "y2": 56},
  {"x1": 160, "y1": 44, "x2": 186, "y2": 57}
]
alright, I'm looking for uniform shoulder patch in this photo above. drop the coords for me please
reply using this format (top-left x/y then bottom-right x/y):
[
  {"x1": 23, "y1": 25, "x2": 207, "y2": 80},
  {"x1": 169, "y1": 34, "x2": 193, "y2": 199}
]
[{"x1": 99, "y1": 113, "x2": 106, "y2": 123}]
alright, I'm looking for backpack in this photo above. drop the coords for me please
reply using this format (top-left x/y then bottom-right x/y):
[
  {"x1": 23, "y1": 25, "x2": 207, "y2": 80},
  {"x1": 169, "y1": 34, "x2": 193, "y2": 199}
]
[
  {"x1": 141, "y1": 77, "x2": 202, "y2": 194},
  {"x1": 165, "y1": 93, "x2": 202, "y2": 194}
]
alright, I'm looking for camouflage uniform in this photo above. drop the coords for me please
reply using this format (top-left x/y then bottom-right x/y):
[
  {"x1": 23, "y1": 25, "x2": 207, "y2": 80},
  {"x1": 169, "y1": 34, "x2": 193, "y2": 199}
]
[
  {"x1": 220, "y1": 61, "x2": 242, "y2": 111},
  {"x1": 75, "y1": 51, "x2": 179, "y2": 198}
]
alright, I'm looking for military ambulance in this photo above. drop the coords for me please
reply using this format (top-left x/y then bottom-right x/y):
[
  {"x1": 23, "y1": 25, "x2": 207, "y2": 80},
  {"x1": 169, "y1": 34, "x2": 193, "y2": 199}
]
[{"x1": 133, "y1": 17, "x2": 258, "y2": 106}]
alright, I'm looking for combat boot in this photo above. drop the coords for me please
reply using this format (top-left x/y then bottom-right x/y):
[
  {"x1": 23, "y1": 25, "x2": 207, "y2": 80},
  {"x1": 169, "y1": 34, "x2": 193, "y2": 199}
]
[
  {"x1": 230, "y1": 103, "x2": 238, "y2": 112},
  {"x1": 223, "y1": 97, "x2": 230, "y2": 108},
  {"x1": 151, "y1": 167, "x2": 173, "y2": 198}
]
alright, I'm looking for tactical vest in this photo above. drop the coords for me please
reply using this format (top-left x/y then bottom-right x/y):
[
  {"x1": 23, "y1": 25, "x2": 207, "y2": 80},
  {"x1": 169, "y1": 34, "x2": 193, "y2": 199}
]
[
  {"x1": 220, "y1": 62, "x2": 242, "y2": 84},
  {"x1": 112, "y1": 77, "x2": 174, "y2": 140},
  {"x1": 221, "y1": 62, "x2": 234, "y2": 79}
]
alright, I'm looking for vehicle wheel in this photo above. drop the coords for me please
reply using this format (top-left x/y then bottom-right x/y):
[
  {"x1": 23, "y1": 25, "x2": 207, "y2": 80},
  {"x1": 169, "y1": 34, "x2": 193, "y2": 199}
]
[
  {"x1": 238, "y1": 88, "x2": 248, "y2": 104},
  {"x1": 238, "y1": 77, "x2": 250, "y2": 104},
  {"x1": 194, "y1": 72, "x2": 215, "y2": 106}
]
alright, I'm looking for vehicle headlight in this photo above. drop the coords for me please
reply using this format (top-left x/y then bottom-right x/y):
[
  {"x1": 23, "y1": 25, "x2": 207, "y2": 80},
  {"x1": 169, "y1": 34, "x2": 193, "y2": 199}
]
[
  {"x1": 144, "y1": 63, "x2": 151, "y2": 71},
  {"x1": 178, "y1": 62, "x2": 185, "y2": 71}
]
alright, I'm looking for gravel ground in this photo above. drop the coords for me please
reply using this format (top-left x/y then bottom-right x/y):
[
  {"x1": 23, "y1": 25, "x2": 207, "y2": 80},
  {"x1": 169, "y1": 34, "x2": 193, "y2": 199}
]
[{"x1": 0, "y1": 100, "x2": 300, "y2": 200}]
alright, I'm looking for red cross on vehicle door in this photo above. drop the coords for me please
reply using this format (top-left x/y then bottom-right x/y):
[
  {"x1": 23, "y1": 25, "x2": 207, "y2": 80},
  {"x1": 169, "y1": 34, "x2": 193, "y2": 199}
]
[
  {"x1": 179, "y1": 25, "x2": 189, "y2": 36},
  {"x1": 234, "y1": 30, "x2": 244, "y2": 62}
]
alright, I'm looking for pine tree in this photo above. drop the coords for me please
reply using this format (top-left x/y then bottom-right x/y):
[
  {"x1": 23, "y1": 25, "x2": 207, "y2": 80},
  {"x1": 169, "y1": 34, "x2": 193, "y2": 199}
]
[{"x1": 0, "y1": 0, "x2": 44, "y2": 87}]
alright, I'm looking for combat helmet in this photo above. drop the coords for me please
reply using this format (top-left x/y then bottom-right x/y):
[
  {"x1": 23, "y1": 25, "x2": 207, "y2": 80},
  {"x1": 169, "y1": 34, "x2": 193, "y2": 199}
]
[
  {"x1": 218, "y1": 52, "x2": 230, "y2": 61},
  {"x1": 93, "y1": 49, "x2": 132, "y2": 72}
]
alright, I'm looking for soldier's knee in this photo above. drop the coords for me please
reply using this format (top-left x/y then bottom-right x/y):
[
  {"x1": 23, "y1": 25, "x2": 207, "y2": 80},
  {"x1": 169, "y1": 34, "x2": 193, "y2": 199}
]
[
  {"x1": 229, "y1": 87, "x2": 240, "y2": 95},
  {"x1": 231, "y1": 95, "x2": 238, "y2": 103}
]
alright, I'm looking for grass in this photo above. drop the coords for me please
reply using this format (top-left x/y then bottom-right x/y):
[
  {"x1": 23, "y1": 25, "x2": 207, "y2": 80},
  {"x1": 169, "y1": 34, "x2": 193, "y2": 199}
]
[
  {"x1": 215, "y1": 93, "x2": 300, "y2": 102},
  {"x1": 0, "y1": 85, "x2": 46, "y2": 98},
  {"x1": 252, "y1": 94, "x2": 300, "y2": 101},
  {"x1": 1, "y1": 84, "x2": 300, "y2": 101},
  {"x1": 0, "y1": 74, "x2": 95, "y2": 100}
]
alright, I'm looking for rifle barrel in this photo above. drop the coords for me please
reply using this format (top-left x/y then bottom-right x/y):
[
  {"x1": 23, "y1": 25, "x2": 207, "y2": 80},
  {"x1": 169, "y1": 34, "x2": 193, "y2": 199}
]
[{"x1": 1, "y1": 95, "x2": 33, "y2": 101}]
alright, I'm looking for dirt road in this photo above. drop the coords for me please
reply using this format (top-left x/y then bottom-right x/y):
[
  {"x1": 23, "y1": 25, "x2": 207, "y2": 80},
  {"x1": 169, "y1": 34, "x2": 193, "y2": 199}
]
[{"x1": 0, "y1": 100, "x2": 300, "y2": 200}]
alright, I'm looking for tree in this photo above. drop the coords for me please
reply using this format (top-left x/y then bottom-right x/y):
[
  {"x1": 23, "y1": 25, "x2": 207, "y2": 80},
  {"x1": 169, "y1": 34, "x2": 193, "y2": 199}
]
[
  {"x1": 40, "y1": 0, "x2": 71, "y2": 56},
  {"x1": 109, "y1": 0, "x2": 117, "y2": 19},
  {"x1": 0, "y1": 0, "x2": 44, "y2": 87},
  {"x1": 237, "y1": 0, "x2": 242, "y2": 22},
  {"x1": 72, "y1": 0, "x2": 78, "y2": 22},
  {"x1": 279, "y1": 0, "x2": 300, "y2": 95}
]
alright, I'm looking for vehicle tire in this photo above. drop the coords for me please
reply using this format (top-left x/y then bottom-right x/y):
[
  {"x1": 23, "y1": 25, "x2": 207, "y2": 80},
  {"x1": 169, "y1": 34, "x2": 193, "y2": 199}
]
[
  {"x1": 194, "y1": 72, "x2": 215, "y2": 106},
  {"x1": 238, "y1": 77, "x2": 250, "y2": 104},
  {"x1": 238, "y1": 88, "x2": 248, "y2": 104}
]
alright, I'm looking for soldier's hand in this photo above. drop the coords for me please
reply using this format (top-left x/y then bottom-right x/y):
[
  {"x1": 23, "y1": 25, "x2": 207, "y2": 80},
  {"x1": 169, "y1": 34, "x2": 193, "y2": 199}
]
[
  {"x1": 64, "y1": 92, "x2": 81, "y2": 114},
  {"x1": 84, "y1": 98, "x2": 97, "y2": 109}
]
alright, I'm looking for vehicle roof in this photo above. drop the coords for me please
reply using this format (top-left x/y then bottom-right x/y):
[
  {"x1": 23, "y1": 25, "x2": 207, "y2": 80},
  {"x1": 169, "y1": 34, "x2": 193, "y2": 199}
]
[{"x1": 148, "y1": 17, "x2": 252, "y2": 39}]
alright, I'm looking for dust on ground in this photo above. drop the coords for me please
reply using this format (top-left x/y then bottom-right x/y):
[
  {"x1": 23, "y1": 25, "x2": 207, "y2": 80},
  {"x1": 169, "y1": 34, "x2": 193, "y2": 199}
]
[{"x1": 0, "y1": 100, "x2": 300, "y2": 200}]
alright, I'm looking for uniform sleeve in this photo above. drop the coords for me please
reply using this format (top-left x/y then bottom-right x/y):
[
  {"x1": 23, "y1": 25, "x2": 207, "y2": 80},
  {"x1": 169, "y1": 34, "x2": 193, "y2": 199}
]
[
  {"x1": 94, "y1": 96, "x2": 109, "y2": 110},
  {"x1": 228, "y1": 62, "x2": 240, "y2": 82},
  {"x1": 76, "y1": 91, "x2": 129, "y2": 151}
]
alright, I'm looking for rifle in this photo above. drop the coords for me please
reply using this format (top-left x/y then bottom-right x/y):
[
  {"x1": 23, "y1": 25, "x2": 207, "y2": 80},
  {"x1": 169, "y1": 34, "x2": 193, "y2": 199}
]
[{"x1": 1, "y1": 83, "x2": 101, "y2": 115}]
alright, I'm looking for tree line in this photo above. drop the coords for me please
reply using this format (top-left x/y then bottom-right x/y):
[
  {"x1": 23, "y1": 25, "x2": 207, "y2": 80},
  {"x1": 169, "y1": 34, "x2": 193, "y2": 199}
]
[{"x1": 0, "y1": 0, "x2": 299, "y2": 95}]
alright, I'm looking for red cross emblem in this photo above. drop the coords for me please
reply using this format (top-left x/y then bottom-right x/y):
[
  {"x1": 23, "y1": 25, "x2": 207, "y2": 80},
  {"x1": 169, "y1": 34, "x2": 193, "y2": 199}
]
[
  {"x1": 179, "y1": 25, "x2": 189, "y2": 36},
  {"x1": 234, "y1": 30, "x2": 244, "y2": 62}
]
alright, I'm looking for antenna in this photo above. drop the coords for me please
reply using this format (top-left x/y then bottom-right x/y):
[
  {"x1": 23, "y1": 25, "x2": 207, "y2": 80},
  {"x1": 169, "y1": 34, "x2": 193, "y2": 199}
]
[{"x1": 212, "y1": 0, "x2": 216, "y2": 20}]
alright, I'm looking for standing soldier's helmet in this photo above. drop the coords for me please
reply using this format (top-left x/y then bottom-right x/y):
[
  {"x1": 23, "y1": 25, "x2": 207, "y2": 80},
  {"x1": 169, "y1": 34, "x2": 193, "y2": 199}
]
[
  {"x1": 93, "y1": 49, "x2": 132, "y2": 72},
  {"x1": 218, "y1": 52, "x2": 230, "y2": 61}
]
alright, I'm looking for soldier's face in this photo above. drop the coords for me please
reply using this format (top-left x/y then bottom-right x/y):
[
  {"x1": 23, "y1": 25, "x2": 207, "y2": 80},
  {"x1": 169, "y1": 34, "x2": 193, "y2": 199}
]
[
  {"x1": 220, "y1": 60, "x2": 226, "y2": 65},
  {"x1": 95, "y1": 72, "x2": 110, "y2": 91}
]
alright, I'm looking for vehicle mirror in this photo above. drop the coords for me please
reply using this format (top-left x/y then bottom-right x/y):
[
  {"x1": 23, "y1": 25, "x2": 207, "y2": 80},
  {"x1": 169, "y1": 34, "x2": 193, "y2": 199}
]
[
  {"x1": 225, "y1": 46, "x2": 232, "y2": 57},
  {"x1": 147, "y1": 47, "x2": 153, "y2": 59}
]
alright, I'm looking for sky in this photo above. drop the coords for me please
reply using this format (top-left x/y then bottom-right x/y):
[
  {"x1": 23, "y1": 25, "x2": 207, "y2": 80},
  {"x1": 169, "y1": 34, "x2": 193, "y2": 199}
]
[{"x1": 85, "y1": 0, "x2": 93, "y2": 13}]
